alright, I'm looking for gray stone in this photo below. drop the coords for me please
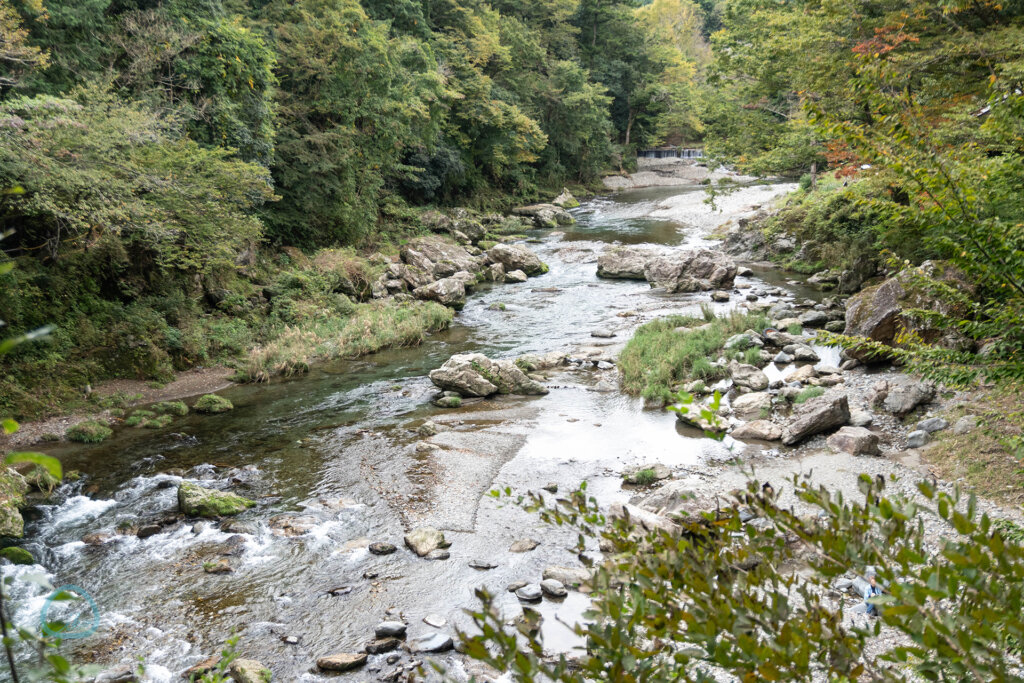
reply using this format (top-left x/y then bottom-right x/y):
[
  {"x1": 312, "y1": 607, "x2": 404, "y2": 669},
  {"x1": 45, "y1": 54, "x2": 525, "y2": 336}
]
[
  {"x1": 425, "y1": 549, "x2": 450, "y2": 560},
  {"x1": 724, "y1": 334, "x2": 754, "y2": 350},
  {"x1": 410, "y1": 632, "x2": 454, "y2": 653},
  {"x1": 792, "y1": 345, "x2": 820, "y2": 362},
  {"x1": 917, "y1": 417, "x2": 949, "y2": 433},
  {"x1": 552, "y1": 189, "x2": 580, "y2": 209},
  {"x1": 423, "y1": 614, "x2": 447, "y2": 628},
  {"x1": 591, "y1": 329, "x2": 616, "y2": 338},
  {"x1": 906, "y1": 430, "x2": 930, "y2": 448},
  {"x1": 404, "y1": 527, "x2": 449, "y2": 557},
  {"x1": 507, "y1": 580, "x2": 529, "y2": 592},
  {"x1": 413, "y1": 277, "x2": 466, "y2": 310},
  {"x1": 375, "y1": 621, "x2": 407, "y2": 639},
  {"x1": 730, "y1": 420, "x2": 783, "y2": 442},
  {"x1": 826, "y1": 426, "x2": 880, "y2": 456},
  {"x1": 782, "y1": 393, "x2": 851, "y2": 445},
  {"x1": 229, "y1": 660, "x2": 272, "y2": 683},
  {"x1": 711, "y1": 290, "x2": 730, "y2": 302},
  {"x1": 469, "y1": 559, "x2": 497, "y2": 570},
  {"x1": 773, "y1": 351, "x2": 793, "y2": 364},
  {"x1": 515, "y1": 584, "x2": 543, "y2": 601},
  {"x1": 730, "y1": 362, "x2": 770, "y2": 392},
  {"x1": 365, "y1": 638, "x2": 402, "y2": 655},
  {"x1": 94, "y1": 666, "x2": 137, "y2": 683},
  {"x1": 597, "y1": 245, "x2": 659, "y2": 280},
  {"x1": 798, "y1": 310, "x2": 829, "y2": 328},
  {"x1": 512, "y1": 203, "x2": 574, "y2": 228},
  {"x1": 540, "y1": 579, "x2": 567, "y2": 598},
  {"x1": 623, "y1": 463, "x2": 671, "y2": 484},
  {"x1": 504, "y1": 269, "x2": 528, "y2": 283},
  {"x1": 881, "y1": 377, "x2": 935, "y2": 417},
  {"x1": 488, "y1": 243, "x2": 547, "y2": 276},
  {"x1": 731, "y1": 392, "x2": 773, "y2": 421}
]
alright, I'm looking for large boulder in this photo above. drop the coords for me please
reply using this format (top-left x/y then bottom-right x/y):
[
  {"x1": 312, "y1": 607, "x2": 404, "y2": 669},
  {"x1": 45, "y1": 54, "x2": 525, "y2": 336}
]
[
  {"x1": 487, "y1": 244, "x2": 547, "y2": 276},
  {"x1": 729, "y1": 362, "x2": 770, "y2": 392},
  {"x1": 843, "y1": 261, "x2": 975, "y2": 353},
  {"x1": 644, "y1": 249, "x2": 737, "y2": 293},
  {"x1": 512, "y1": 203, "x2": 574, "y2": 228},
  {"x1": 596, "y1": 246, "x2": 659, "y2": 280},
  {"x1": 400, "y1": 236, "x2": 483, "y2": 281},
  {"x1": 781, "y1": 392, "x2": 850, "y2": 446},
  {"x1": 0, "y1": 468, "x2": 28, "y2": 538},
  {"x1": 826, "y1": 426, "x2": 881, "y2": 456},
  {"x1": 178, "y1": 482, "x2": 255, "y2": 518},
  {"x1": 429, "y1": 353, "x2": 548, "y2": 397},
  {"x1": 412, "y1": 277, "x2": 466, "y2": 310}
]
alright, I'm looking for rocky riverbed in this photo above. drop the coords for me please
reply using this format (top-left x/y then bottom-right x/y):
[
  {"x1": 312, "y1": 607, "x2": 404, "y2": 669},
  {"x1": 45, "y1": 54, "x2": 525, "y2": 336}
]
[{"x1": 2, "y1": 183, "x2": 1019, "y2": 683}]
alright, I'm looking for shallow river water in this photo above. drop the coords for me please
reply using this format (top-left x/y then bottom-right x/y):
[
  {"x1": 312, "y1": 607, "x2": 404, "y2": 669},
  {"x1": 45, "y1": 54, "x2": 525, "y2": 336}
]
[{"x1": 7, "y1": 183, "x2": 824, "y2": 681}]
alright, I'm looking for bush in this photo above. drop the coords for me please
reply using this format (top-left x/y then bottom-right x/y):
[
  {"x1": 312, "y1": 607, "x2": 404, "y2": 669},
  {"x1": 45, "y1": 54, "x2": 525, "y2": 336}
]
[
  {"x1": 66, "y1": 420, "x2": 112, "y2": 444},
  {"x1": 629, "y1": 468, "x2": 658, "y2": 486},
  {"x1": 193, "y1": 394, "x2": 234, "y2": 414}
]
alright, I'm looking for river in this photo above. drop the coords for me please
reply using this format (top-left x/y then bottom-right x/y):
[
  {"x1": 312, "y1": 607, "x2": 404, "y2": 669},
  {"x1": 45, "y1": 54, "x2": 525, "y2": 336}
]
[{"x1": 6, "y1": 182, "x2": 817, "y2": 682}]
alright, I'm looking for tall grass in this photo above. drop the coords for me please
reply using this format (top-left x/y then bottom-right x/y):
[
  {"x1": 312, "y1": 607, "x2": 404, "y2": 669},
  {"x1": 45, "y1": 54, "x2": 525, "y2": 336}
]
[
  {"x1": 619, "y1": 311, "x2": 770, "y2": 403},
  {"x1": 239, "y1": 300, "x2": 453, "y2": 382}
]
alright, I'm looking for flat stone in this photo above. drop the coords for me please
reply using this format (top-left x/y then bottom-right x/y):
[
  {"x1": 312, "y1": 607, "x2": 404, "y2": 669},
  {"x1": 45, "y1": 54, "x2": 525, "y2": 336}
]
[
  {"x1": 505, "y1": 269, "x2": 528, "y2": 283},
  {"x1": 623, "y1": 463, "x2": 671, "y2": 484},
  {"x1": 366, "y1": 637, "x2": 402, "y2": 654},
  {"x1": 410, "y1": 633, "x2": 454, "y2": 653},
  {"x1": 516, "y1": 584, "x2": 543, "y2": 601},
  {"x1": 375, "y1": 621, "x2": 407, "y2": 638},
  {"x1": 509, "y1": 538, "x2": 540, "y2": 553},
  {"x1": 952, "y1": 415, "x2": 978, "y2": 435},
  {"x1": 469, "y1": 559, "x2": 497, "y2": 570},
  {"x1": 731, "y1": 392, "x2": 773, "y2": 421},
  {"x1": 507, "y1": 580, "x2": 529, "y2": 592},
  {"x1": 540, "y1": 579, "x2": 567, "y2": 598},
  {"x1": 425, "y1": 549, "x2": 450, "y2": 560},
  {"x1": 773, "y1": 351, "x2": 793, "y2": 364},
  {"x1": 849, "y1": 409, "x2": 874, "y2": 427},
  {"x1": 136, "y1": 524, "x2": 162, "y2": 539},
  {"x1": 423, "y1": 614, "x2": 447, "y2": 628},
  {"x1": 541, "y1": 483, "x2": 558, "y2": 493},
  {"x1": 731, "y1": 420, "x2": 783, "y2": 442},
  {"x1": 317, "y1": 653, "x2": 368, "y2": 672},
  {"x1": 591, "y1": 329, "x2": 616, "y2": 338},
  {"x1": 229, "y1": 659, "x2": 271, "y2": 683}
]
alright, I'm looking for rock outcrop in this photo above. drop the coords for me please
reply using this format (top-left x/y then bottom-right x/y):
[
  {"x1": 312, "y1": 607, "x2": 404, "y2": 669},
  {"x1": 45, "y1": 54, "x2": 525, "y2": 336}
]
[
  {"x1": 429, "y1": 353, "x2": 548, "y2": 397},
  {"x1": 826, "y1": 426, "x2": 880, "y2": 456},
  {"x1": 596, "y1": 246, "x2": 658, "y2": 280},
  {"x1": 0, "y1": 468, "x2": 28, "y2": 538},
  {"x1": 412, "y1": 277, "x2": 466, "y2": 309},
  {"x1": 844, "y1": 261, "x2": 975, "y2": 353}
]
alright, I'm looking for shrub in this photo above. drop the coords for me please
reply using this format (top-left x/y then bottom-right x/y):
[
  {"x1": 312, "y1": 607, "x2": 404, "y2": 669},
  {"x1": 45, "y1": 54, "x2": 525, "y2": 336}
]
[
  {"x1": 629, "y1": 468, "x2": 658, "y2": 486},
  {"x1": 193, "y1": 394, "x2": 234, "y2": 414},
  {"x1": 66, "y1": 420, "x2": 112, "y2": 444}
]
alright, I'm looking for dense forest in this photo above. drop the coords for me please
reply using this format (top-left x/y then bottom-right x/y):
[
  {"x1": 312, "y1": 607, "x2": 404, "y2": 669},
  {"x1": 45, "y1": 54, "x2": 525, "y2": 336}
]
[{"x1": 1, "y1": 0, "x2": 1023, "y2": 414}]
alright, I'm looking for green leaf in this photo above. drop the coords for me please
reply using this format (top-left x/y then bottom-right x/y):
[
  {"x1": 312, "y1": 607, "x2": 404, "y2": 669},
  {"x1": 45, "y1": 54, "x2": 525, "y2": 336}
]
[{"x1": 4, "y1": 451, "x2": 62, "y2": 480}]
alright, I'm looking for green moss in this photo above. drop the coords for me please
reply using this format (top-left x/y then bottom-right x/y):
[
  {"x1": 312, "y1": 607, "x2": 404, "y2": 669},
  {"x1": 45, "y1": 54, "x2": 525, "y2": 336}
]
[
  {"x1": 132, "y1": 409, "x2": 155, "y2": 419},
  {"x1": 66, "y1": 420, "x2": 112, "y2": 444},
  {"x1": 154, "y1": 400, "x2": 188, "y2": 416},
  {"x1": 0, "y1": 547, "x2": 34, "y2": 565},
  {"x1": 124, "y1": 415, "x2": 145, "y2": 427},
  {"x1": 628, "y1": 468, "x2": 658, "y2": 486},
  {"x1": 177, "y1": 481, "x2": 255, "y2": 518},
  {"x1": 538, "y1": 262, "x2": 550, "y2": 274},
  {"x1": 435, "y1": 395, "x2": 462, "y2": 408},
  {"x1": 478, "y1": 240, "x2": 498, "y2": 250},
  {"x1": 787, "y1": 324, "x2": 803, "y2": 335},
  {"x1": 194, "y1": 394, "x2": 234, "y2": 414}
]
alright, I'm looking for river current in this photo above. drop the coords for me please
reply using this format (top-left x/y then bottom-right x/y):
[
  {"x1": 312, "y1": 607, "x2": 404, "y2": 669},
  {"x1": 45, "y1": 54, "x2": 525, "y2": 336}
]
[{"x1": 6, "y1": 183, "x2": 824, "y2": 681}]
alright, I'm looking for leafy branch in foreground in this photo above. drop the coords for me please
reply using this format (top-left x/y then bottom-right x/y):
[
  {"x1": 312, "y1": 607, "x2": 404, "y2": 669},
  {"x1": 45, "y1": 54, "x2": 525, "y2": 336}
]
[{"x1": 461, "y1": 474, "x2": 1024, "y2": 682}]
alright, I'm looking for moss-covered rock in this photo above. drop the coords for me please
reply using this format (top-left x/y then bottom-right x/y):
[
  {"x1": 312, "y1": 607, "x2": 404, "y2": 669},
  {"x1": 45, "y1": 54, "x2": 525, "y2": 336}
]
[
  {"x1": 178, "y1": 481, "x2": 255, "y2": 518},
  {"x1": 11, "y1": 462, "x2": 59, "y2": 495},
  {"x1": 193, "y1": 394, "x2": 234, "y2": 414},
  {"x1": 66, "y1": 420, "x2": 113, "y2": 443},
  {"x1": 143, "y1": 414, "x2": 174, "y2": 429},
  {"x1": 154, "y1": 400, "x2": 189, "y2": 416},
  {"x1": 0, "y1": 546, "x2": 34, "y2": 565},
  {"x1": 0, "y1": 469, "x2": 28, "y2": 537}
]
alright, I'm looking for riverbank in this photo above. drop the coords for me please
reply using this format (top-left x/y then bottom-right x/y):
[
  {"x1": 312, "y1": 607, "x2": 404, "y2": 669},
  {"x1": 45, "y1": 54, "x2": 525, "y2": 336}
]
[{"x1": 4, "y1": 182, "x2": 1021, "y2": 682}]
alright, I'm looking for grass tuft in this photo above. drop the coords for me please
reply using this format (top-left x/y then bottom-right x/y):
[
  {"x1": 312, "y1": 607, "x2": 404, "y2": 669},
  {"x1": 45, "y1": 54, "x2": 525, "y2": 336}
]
[{"x1": 794, "y1": 386, "x2": 825, "y2": 404}]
